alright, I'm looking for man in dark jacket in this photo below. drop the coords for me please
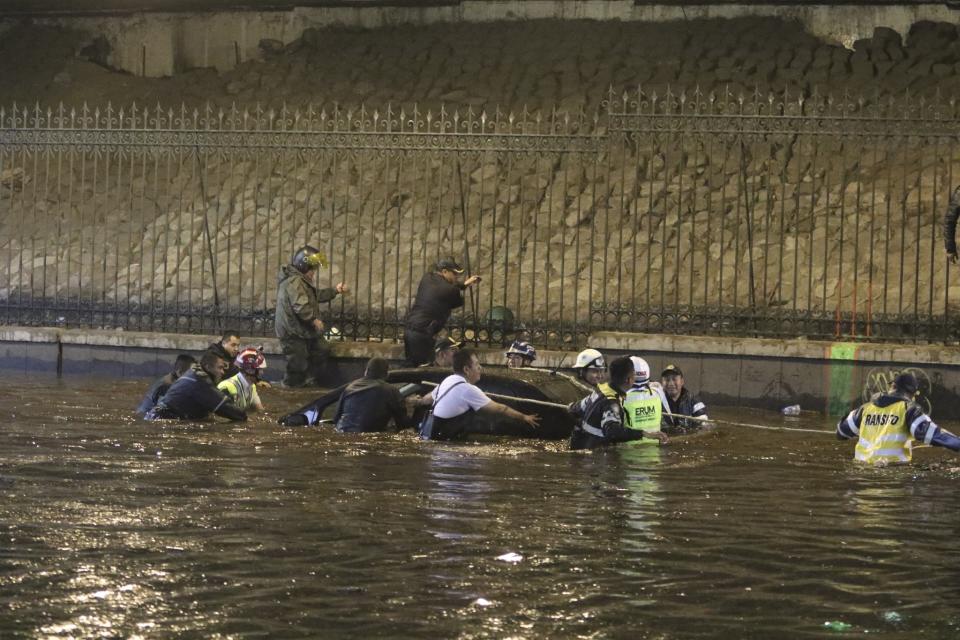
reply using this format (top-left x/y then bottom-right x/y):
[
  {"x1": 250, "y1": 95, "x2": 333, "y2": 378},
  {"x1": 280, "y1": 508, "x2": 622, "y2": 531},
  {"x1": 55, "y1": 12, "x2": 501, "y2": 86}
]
[
  {"x1": 660, "y1": 364, "x2": 709, "y2": 432},
  {"x1": 275, "y1": 245, "x2": 348, "y2": 387},
  {"x1": 277, "y1": 357, "x2": 416, "y2": 432},
  {"x1": 205, "y1": 330, "x2": 242, "y2": 379},
  {"x1": 136, "y1": 353, "x2": 195, "y2": 415},
  {"x1": 569, "y1": 356, "x2": 669, "y2": 450},
  {"x1": 403, "y1": 258, "x2": 481, "y2": 366},
  {"x1": 145, "y1": 352, "x2": 247, "y2": 422}
]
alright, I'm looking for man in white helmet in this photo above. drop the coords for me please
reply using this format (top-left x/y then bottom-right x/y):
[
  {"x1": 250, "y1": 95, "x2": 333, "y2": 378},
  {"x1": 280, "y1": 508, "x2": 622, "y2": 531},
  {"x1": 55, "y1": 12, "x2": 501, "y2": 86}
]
[
  {"x1": 623, "y1": 356, "x2": 669, "y2": 446},
  {"x1": 572, "y1": 348, "x2": 607, "y2": 388}
]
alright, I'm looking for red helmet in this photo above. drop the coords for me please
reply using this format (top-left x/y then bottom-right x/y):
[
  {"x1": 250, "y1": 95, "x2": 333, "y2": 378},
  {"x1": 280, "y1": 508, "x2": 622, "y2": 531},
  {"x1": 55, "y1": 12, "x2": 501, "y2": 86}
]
[{"x1": 235, "y1": 347, "x2": 267, "y2": 376}]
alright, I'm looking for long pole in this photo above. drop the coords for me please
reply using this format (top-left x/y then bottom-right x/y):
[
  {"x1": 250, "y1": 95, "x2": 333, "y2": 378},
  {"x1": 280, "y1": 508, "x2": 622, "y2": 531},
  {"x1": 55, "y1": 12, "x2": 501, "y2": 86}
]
[
  {"x1": 419, "y1": 381, "x2": 834, "y2": 435},
  {"x1": 455, "y1": 157, "x2": 479, "y2": 343},
  {"x1": 194, "y1": 146, "x2": 222, "y2": 330}
]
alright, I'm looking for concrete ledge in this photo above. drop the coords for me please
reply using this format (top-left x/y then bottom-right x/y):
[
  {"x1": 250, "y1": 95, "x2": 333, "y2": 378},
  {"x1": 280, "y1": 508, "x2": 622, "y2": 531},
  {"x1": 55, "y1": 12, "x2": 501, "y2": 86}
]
[
  {"x1": 589, "y1": 332, "x2": 960, "y2": 366},
  {"x1": 5, "y1": 326, "x2": 960, "y2": 419}
]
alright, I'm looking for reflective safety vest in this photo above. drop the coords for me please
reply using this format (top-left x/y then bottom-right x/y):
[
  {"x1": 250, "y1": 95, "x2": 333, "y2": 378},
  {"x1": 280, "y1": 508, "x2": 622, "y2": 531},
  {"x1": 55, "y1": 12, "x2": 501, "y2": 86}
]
[
  {"x1": 855, "y1": 399, "x2": 912, "y2": 464},
  {"x1": 623, "y1": 384, "x2": 663, "y2": 447},
  {"x1": 575, "y1": 383, "x2": 623, "y2": 439},
  {"x1": 217, "y1": 373, "x2": 259, "y2": 411}
]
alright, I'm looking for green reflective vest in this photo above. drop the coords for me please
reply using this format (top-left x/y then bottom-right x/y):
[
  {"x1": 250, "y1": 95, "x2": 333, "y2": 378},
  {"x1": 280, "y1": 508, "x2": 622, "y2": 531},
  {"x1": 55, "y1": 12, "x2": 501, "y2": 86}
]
[{"x1": 624, "y1": 384, "x2": 663, "y2": 446}]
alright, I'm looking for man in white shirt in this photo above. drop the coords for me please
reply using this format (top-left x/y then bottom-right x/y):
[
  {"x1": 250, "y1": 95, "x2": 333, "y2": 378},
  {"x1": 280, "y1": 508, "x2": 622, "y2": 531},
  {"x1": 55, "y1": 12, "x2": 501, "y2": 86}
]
[{"x1": 419, "y1": 348, "x2": 540, "y2": 440}]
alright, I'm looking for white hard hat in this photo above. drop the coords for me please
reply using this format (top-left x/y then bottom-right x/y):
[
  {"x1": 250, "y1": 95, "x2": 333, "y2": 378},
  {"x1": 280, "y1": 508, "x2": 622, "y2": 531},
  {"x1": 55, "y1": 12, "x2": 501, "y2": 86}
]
[
  {"x1": 629, "y1": 356, "x2": 650, "y2": 382},
  {"x1": 573, "y1": 348, "x2": 605, "y2": 369}
]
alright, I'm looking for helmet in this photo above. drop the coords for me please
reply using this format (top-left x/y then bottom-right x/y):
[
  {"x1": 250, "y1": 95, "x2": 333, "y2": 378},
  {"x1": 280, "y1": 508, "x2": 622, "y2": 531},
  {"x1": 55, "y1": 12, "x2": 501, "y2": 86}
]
[
  {"x1": 235, "y1": 347, "x2": 267, "y2": 376},
  {"x1": 484, "y1": 305, "x2": 515, "y2": 332},
  {"x1": 292, "y1": 245, "x2": 328, "y2": 273},
  {"x1": 505, "y1": 340, "x2": 537, "y2": 363},
  {"x1": 573, "y1": 348, "x2": 605, "y2": 370},
  {"x1": 629, "y1": 356, "x2": 650, "y2": 382}
]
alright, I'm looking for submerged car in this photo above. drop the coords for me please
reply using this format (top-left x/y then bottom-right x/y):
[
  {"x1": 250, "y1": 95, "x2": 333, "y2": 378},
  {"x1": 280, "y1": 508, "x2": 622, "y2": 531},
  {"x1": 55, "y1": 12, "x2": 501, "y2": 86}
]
[{"x1": 387, "y1": 366, "x2": 592, "y2": 440}]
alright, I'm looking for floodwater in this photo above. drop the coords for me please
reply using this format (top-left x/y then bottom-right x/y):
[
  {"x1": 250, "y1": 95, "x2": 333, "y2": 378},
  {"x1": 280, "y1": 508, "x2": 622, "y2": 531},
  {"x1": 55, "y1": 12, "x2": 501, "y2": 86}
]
[{"x1": 2, "y1": 378, "x2": 960, "y2": 639}]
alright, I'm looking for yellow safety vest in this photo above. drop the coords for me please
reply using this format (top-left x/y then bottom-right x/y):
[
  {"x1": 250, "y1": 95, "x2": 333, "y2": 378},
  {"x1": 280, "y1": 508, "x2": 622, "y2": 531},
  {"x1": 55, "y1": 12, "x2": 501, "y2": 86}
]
[
  {"x1": 217, "y1": 374, "x2": 259, "y2": 411},
  {"x1": 623, "y1": 385, "x2": 662, "y2": 447},
  {"x1": 855, "y1": 399, "x2": 912, "y2": 464}
]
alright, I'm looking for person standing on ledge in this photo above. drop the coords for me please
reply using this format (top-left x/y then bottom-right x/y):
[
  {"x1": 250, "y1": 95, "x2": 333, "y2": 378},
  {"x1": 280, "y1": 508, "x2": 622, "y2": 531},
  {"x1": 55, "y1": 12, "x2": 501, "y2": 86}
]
[
  {"x1": 403, "y1": 258, "x2": 481, "y2": 366},
  {"x1": 275, "y1": 245, "x2": 348, "y2": 388},
  {"x1": 837, "y1": 372, "x2": 960, "y2": 465}
]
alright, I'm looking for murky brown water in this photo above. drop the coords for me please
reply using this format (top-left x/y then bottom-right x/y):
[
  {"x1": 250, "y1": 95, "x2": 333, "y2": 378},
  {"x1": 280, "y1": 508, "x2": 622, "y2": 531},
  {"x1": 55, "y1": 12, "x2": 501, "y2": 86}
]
[{"x1": 2, "y1": 377, "x2": 960, "y2": 639}]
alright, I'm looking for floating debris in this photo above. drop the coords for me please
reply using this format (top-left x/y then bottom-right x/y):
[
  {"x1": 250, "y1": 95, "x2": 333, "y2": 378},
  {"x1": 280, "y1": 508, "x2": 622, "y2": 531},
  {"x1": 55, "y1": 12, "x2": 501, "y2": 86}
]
[
  {"x1": 496, "y1": 552, "x2": 523, "y2": 563},
  {"x1": 823, "y1": 621, "x2": 853, "y2": 632}
]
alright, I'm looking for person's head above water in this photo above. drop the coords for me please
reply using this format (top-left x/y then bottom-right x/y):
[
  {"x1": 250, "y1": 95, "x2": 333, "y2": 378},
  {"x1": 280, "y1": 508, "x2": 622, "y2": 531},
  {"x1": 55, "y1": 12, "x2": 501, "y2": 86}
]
[
  {"x1": 891, "y1": 372, "x2": 919, "y2": 399},
  {"x1": 505, "y1": 340, "x2": 537, "y2": 369},
  {"x1": 573, "y1": 348, "x2": 606, "y2": 386},
  {"x1": 660, "y1": 364, "x2": 685, "y2": 401},
  {"x1": 453, "y1": 348, "x2": 483, "y2": 384},
  {"x1": 200, "y1": 352, "x2": 228, "y2": 383},
  {"x1": 434, "y1": 336, "x2": 462, "y2": 368},
  {"x1": 629, "y1": 356, "x2": 650, "y2": 384},
  {"x1": 364, "y1": 357, "x2": 390, "y2": 380},
  {"x1": 608, "y1": 356, "x2": 636, "y2": 392},
  {"x1": 173, "y1": 353, "x2": 196, "y2": 377}
]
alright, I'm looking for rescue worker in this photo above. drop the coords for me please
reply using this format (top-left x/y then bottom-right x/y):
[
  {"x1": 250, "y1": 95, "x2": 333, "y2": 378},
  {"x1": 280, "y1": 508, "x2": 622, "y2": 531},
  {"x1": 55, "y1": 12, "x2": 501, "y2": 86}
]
[
  {"x1": 421, "y1": 336, "x2": 462, "y2": 369},
  {"x1": 136, "y1": 353, "x2": 195, "y2": 415},
  {"x1": 505, "y1": 340, "x2": 537, "y2": 369},
  {"x1": 205, "y1": 330, "x2": 242, "y2": 379},
  {"x1": 623, "y1": 356, "x2": 669, "y2": 446},
  {"x1": 334, "y1": 357, "x2": 417, "y2": 433},
  {"x1": 275, "y1": 245, "x2": 348, "y2": 387},
  {"x1": 572, "y1": 348, "x2": 606, "y2": 388},
  {"x1": 217, "y1": 347, "x2": 267, "y2": 413},
  {"x1": 145, "y1": 352, "x2": 247, "y2": 422},
  {"x1": 417, "y1": 348, "x2": 539, "y2": 440},
  {"x1": 568, "y1": 356, "x2": 669, "y2": 450},
  {"x1": 403, "y1": 258, "x2": 481, "y2": 366},
  {"x1": 837, "y1": 372, "x2": 960, "y2": 464},
  {"x1": 660, "y1": 365, "x2": 709, "y2": 431}
]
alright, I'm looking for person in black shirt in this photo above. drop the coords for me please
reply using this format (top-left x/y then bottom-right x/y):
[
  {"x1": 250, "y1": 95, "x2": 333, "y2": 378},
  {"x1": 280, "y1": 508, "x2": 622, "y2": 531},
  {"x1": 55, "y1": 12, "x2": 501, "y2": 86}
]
[
  {"x1": 205, "y1": 329, "x2": 242, "y2": 379},
  {"x1": 145, "y1": 352, "x2": 247, "y2": 422},
  {"x1": 277, "y1": 358, "x2": 416, "y2": 432},
  {"x1": 403, "y1": 258, "x2": 481, "y2": 366},
  {"x1": 136, "y1": 353, "x2": 196, "y2": 415}
]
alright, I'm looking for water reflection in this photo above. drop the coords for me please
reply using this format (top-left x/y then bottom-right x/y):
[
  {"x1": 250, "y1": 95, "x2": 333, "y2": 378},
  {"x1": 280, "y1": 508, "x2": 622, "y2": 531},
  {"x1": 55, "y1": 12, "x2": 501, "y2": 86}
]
[{"x1": 3, "y1": 380, "x2": 960, "y2": 638}]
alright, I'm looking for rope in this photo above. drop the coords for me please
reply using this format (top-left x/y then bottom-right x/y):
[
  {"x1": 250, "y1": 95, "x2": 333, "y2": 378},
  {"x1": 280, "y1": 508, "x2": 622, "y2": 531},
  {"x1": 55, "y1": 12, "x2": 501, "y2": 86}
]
[{"x1": 420, "y1": 381, "x2": 835, "y2": 435}]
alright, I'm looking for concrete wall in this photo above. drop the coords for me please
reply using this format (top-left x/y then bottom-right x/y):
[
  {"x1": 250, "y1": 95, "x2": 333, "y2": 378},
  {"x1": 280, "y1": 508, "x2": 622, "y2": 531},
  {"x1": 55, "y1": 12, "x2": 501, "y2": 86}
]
[
  {"x1": 4, "y1": 325, "x2": 960, "y2": 419},
  {"x1": 24, "y1": 1, "x2": 960, "y2": 77}
]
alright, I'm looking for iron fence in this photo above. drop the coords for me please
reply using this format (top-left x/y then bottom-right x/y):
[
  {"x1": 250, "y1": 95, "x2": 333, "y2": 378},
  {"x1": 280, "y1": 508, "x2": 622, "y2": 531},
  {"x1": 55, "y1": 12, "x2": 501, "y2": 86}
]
[{"x1": 1, "y1": 88, "x2": 959, "y2": 346}]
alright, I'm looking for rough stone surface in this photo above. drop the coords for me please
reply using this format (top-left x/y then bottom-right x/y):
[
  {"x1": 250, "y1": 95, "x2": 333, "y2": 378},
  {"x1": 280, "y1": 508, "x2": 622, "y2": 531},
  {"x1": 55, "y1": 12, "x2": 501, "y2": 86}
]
[{"x1": 1, "y1": 18, "x2": 959, "y2": 339}]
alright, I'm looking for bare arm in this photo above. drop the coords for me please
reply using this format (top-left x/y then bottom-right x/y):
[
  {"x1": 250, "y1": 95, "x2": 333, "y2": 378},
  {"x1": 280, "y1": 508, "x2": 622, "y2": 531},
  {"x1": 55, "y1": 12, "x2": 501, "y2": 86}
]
[{"x1": 479, "y1": 400, "x2": 540, "y2": 428}]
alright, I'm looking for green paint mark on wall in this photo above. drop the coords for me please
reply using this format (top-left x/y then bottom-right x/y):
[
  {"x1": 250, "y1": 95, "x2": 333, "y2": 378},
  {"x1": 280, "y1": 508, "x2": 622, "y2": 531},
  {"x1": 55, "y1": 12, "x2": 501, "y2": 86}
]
[{"x1": 827, "y1": 342, "x2": 859, "y2": 416}]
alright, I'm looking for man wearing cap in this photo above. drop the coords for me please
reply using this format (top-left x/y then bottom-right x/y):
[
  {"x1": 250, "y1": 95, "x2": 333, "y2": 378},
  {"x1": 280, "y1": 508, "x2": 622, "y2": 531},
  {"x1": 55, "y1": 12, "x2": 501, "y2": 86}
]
[
  {"x1": 837, "y1": 372, "x2": 960, "y2": 465},
  {"x1": 403, "y1": 258, "x2": 481, "y2": 366},
  {"x1": 421, "y1": 337, "x2": 462, "y2": 369},
  {"x1": 660, "y1": 365, "x2": 709, "y2": 432}
]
